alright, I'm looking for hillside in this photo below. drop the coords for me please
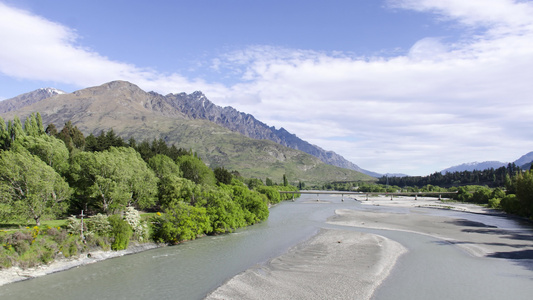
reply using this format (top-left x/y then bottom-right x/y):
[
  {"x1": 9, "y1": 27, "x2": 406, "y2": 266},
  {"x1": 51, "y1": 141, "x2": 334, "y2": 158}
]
[{"x1": 1, "y1": 81, "x2": 375, "y2": 185}]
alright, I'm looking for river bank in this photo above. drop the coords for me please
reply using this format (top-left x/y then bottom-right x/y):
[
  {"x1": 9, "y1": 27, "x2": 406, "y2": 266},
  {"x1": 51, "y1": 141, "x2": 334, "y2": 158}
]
[{"x1": 0, "y1": 242, "x2": 160, "y2": 287}]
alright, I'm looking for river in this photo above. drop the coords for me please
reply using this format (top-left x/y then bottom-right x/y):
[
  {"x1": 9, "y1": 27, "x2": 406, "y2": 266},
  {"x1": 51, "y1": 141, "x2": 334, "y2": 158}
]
[{"x1": 1, "y1": 194, "x2": 532, "y2": 299}]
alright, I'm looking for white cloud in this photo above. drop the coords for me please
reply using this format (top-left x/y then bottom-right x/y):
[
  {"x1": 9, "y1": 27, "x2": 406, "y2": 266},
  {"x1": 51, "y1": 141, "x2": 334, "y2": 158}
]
[
  {"x1": 1, "y1": 1, "x2": 533, "y2": 175},
  {"x1": 0, "y1": 2, "x2": 225, "y2": 96}
]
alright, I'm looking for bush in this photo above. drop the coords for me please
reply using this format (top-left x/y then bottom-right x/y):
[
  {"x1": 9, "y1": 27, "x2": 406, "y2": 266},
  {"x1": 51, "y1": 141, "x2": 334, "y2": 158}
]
[
  {"x1": 108, "y1": 214, "x2": 133, "y2": 251},
  {"x1": 124, "y1": 207, "x2": 149, "y2": 242},
  {"x1": 151, "y1": 202, "x2": 210, "y2": 244},
  {"x1": 86, "y1": 213, "x2": 112, "y2": 236},
  {"x1": 60, "y1": 235, "x2": 83, "y2": 258},
  {"x1": 471, "y1": 187, "x2": 492, "y2": 204},
  {"x1": 501, "y1": 194, "x2": 521, "y2": 215},
  {"x1": 488, "y1": 197, "x2": 501, "y2": 209},
  {"x1": 255, "y1": 186, "x2": 281, "y2": 204}
]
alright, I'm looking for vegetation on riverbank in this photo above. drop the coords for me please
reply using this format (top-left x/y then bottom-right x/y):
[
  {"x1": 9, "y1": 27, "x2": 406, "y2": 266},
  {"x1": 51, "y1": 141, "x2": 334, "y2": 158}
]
[{"x1": 0, "y1": 113, "x2": 299, "y2": 270}]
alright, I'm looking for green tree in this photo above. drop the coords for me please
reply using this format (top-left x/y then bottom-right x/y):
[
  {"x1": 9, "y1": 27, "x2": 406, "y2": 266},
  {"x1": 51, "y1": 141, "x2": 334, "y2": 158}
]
[
  {"x1": 56, "y1": 121, "x2": 85, "y2": 151},
  {"x1": 0, "y1": 116, "x2": 10, "y2": 150},
  {"x1": 214, "y1": 167, "x2": 233, "y2": 185},
  {"x1": 69, "y1": 147, "x2": 158, "y2": 213},
  {"x1": 152, "y1": 201, "x2": 211, "y2": 244},
  {"x1": 158, "y1": 176, "x2": 199, "y2": 208},
  {"x1": 45, "y1": 123, "x2": 58, "y2": 136},
  {"x1": 203, "y1": 185, "x2": 246, "y2": 233},
  {"x1": 514, "y1": 170, "x2": 533, "y2": 218},
  {"x1": 176, "y1": 155, "x2": 215, "y2": 186},
  {"x1": 148, "y1": 154, "x2": 182, "y2": 179},
  {"x1": 0, "y1": 150, "x2": 71, "y2": 225},
  {"x1": 16, "y1": 135, "x2": 70, "y2": 175}
]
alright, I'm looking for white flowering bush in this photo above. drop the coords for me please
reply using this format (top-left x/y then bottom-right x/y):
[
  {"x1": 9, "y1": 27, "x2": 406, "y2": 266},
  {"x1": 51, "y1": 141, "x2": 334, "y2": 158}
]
[{"x1": 124, "y1": 206, "x2": 149, "y2": 242}]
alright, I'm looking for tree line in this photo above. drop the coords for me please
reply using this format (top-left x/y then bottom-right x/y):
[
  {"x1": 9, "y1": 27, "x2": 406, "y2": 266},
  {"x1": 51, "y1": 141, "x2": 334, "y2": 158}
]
[
  {"x1": 0, "y1": 113, "x2": 299, "y2": 269},
  {"x1": 377, "y1": 165, "x2": 522, "y2": 188}
]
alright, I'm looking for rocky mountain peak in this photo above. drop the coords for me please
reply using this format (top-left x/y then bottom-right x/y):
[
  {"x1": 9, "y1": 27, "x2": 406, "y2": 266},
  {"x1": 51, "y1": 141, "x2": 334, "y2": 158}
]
[{"x1": 0, "y1": 87, "x2": 66, "y2": 113}]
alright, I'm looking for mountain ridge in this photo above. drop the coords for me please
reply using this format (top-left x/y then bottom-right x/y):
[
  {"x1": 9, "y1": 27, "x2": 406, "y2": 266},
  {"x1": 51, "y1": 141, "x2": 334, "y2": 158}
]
[{"x1": 162, "y1": 91, "x2": 378, "y2": 176}]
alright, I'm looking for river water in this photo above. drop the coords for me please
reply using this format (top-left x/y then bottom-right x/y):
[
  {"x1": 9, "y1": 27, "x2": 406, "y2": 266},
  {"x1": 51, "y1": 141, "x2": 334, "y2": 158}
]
[{"x1": 1, "y1": 194, "x2": 532, "y2": 299}]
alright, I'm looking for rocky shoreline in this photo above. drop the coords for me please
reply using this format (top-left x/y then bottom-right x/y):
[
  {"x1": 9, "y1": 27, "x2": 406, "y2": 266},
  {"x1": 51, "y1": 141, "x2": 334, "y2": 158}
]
[{"x1": 0, "y1": 243, "x2": 160, "y2": 287}]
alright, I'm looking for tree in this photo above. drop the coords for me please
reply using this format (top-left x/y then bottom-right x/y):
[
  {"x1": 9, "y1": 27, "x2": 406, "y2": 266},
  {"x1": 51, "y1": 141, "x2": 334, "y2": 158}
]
[
  {"x1": 0, "y1": 150, "x2": 71, "y2": 225},
  {"x1": 152, "y1": 201, "x2": 211, "y2": 244},
  {"x1": 176, "y1": 155, "x2": 216, "y2": 186},
  {"x1": 69, "y1": 147, "x2": 158, "y2": 213},
  {"x1": 148, "y1": 154, "x2": 182, "y2": 179},
  {"x1": 0, "y1": 116, "x2": 10, "y2": 150},
  {"x1": 283, "y1": 174, "x2": 288, "y2": 186},
  {"x1": 45, "y1": 123, "x2": 58, "y2": 136},
  {"x1": 158, "y1": 176, "x2": 199, "y2": 208},
  {"x1": 16, "y1": 134, "x2": 70, "y2": 175},
  {"x1": 214, "y1": 167, "x2": 232, "y2": 185},
  {"x1": 514, "y1": 170, "x2": 533, "y2": 218},
  {"x1": 57, "y1": 121, "x2": 85, "y2": 151}
]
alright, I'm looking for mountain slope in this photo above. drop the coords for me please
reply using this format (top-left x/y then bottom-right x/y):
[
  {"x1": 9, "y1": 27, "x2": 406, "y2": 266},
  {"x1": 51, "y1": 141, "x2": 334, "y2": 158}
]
[{"x1": 1, "y1": 81, "x2": 374, "y2": 185}]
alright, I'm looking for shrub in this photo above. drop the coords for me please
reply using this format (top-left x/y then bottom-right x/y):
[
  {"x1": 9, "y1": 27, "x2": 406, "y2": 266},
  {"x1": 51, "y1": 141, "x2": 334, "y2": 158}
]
[
  {"x1": 124, "y1": 207, "x2": 149, "y2": 242},
  {"x1": 488, "y1": 197, "x2": 501, "y2": 209},
  {"x1": 501, "y1": 194, "x2": 521, "y2": 215},
  {"x1": 108, "y1": 214, "x2": 133, "y2": 251},
  {"x1": 45, "y1": 227, "x2": 68, "y2": 244},
  {"x1": 151, "y1": 202, "x2": 210, "y2": 244},
  {"x1": 66, "y1": 215, "x2": 81, "y2": 235},
  {"x1": 60, "y1": 235, "x2": 83, "y2": 258},
  {"x1": 86, "y1": 213, "x2": 112, "y2": 236}
]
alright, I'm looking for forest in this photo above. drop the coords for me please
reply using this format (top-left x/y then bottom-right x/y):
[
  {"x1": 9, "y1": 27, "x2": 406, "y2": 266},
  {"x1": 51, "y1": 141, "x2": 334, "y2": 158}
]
[{"x1": 0, "y1": 113, "x2": 298, "y2": 269}]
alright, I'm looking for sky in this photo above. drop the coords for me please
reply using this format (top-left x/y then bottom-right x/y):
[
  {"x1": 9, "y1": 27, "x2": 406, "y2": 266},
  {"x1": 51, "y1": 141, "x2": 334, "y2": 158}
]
[{"x1": 1, "y1": 0, "x2": 533, "y2": 176}]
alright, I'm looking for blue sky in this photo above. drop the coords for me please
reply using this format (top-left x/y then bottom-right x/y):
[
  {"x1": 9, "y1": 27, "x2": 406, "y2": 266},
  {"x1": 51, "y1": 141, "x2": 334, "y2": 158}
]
[{"x1": 1, "y1": 0, "x2": 533, "y2": 176}]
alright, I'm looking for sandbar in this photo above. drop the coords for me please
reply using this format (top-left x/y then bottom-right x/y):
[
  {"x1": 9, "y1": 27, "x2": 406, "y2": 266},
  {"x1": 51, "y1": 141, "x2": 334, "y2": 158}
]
[{"x1": 206, "y1": 228, "x2": 406, "y2": 300}]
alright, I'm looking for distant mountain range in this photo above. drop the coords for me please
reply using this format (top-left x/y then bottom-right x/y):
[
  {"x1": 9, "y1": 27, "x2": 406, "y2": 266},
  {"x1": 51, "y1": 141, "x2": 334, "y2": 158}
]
[
  {"x1": 440, "y1": 151, "x2": 533, "y2": 173},
  {"x1": 0, "y1": 81, "x2": 375, "y2": 184}
]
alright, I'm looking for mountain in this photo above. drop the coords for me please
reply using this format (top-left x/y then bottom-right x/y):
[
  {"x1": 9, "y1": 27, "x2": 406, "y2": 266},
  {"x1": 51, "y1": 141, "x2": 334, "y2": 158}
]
[
  {"x1": 440, "y1": 152, "x2": 533, "y2": 174},
  {"x1": 514, "y1": 151, "x2": 533, "y2": 169},
  {"x1": 1, "y1": 81, "x2": 375, "y2": 185},
  {"x1": 441, "y1": 161, "x2": 507, "y2": 173},
  {"x1": 0, "y1": 87, "x2": 65, "y2": 113},
  {"x1": 155, "y1": 91, "x2": 379, "y2": 177}
]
